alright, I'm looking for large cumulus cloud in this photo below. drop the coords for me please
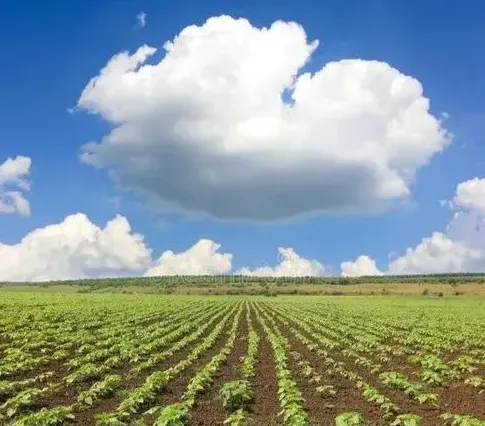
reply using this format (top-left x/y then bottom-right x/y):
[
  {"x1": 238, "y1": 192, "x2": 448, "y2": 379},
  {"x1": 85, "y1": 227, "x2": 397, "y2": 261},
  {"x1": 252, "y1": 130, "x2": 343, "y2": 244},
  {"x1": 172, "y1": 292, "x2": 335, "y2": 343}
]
[
  {"x1": 0, "y1": 213, "x2": 152, "y2": 282},
  {"x1": 77, "y1": 15, "x2": 449, "y2": 221}
]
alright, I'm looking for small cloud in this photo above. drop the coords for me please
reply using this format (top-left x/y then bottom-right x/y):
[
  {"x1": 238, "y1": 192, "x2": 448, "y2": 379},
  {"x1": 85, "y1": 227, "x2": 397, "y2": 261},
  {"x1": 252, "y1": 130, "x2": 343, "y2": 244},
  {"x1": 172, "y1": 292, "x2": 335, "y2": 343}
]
[
  {"x1": 439, "y1": 199, "x2": 452, "y2": 208},
  {"x1": 67, "y1": 106, "x2": 79, "y2": 115},
  {"x1": 0, "y1": 155, "x2": 32, "y2": 216},
  {"x1": 136, "y1": 11, "x2": 147, "y2": 28},
  {"x1": 340, "y1": 255, "x2": 382, "y2": 277},
  {"x1": 155, "y1": 218, "x2": 171, "y2": 229},
  {"x1": 237, "y1": 247, "x2": 327, "y2": 277}
]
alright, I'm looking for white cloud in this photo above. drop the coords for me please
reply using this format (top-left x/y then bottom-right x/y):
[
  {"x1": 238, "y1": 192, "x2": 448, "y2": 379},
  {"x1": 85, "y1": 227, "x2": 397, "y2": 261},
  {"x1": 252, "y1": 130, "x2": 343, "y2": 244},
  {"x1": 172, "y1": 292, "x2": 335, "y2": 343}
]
[
  {"x1": 343, "y1": 177, "x2": 485, "y2": 275},
  {"x1": 237, "y1": 247, "x2": 326, "y2": 277},
  {"x1": 0, "y1": 210, "x2": 326, "y2": 280},
  {"x1": 341, "y1": 255, "x2": 382, "y2": 277},
  {"x1": 452, "y1": 178, "x2": 485, "y2": 213},
  {"x1": 387, "y1": 232, "x2": 483, "y2": 274},
  {"x1": 144, "y1": 239, "x2": 232, "y2": 276},
  {"x1": 136, "y1": 11, "x2": 147, "y2": 28},
  {"x1": 0, "y1": 213, "x2": 151, "y2": 282},
  {"x1": 388, "y1": 178, "x2": 485, "y2": 274},
  {"x1": 446, "y1": 179, "x2": 485, "y2": 253},
  {"x1": 77, "y1": 15, "x2": 449, "y2": 222},
  {"x1": 0, "y1": 156, "x2": 32, "y2": 216}
]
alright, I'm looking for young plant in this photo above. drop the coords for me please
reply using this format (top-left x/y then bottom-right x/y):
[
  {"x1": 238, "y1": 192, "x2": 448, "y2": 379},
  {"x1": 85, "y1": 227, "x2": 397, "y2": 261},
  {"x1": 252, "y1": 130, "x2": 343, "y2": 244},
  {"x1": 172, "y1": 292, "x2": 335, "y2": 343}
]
[
  {"x1": 316, "y1": 385, "x2": 337, "y2": 397},
  {"x1": 391, "y1": 414, "x2": 422, "y2": 426},
  {"x1": 335, "y1": 412, "x2": 369, "y2": 426},
  {"x1": 441, "y1": 413, "x2": 485, "y2": 426},
  {"x1": 153, "y1": 403, "x2": 189, "y2": 426},
  {"x1": 10, "y1": 406, "x2": 74, "y2": 426},
  {"x1": 220, "y1": 380, "x2": 253, "y2": 411},
  {"x1": 223, "y1": 408, "x2": 248, "y2": 426}
]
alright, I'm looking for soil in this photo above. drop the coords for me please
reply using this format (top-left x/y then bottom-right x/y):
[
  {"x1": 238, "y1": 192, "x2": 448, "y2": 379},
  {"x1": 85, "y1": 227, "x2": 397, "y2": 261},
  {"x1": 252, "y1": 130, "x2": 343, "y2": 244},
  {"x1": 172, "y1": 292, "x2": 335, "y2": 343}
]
[
  {"x1": 186, "y1": 311, "x2": 249, "y2": 426},
  {"x1": 278, "y1": 320, "x2": 384, "y2": 426},
  {"x1": 266, "y1": 304, "x2": 485, "y2": 426},
  {"x1": 71, "y1": 310, "x2": 236, "y2": 426},
  {"x1": 247, "y1": 310, "x2": 281, "y2": 426},
  {"x1": 4, "y1": 302, "x2": 485, "y2": 426}
]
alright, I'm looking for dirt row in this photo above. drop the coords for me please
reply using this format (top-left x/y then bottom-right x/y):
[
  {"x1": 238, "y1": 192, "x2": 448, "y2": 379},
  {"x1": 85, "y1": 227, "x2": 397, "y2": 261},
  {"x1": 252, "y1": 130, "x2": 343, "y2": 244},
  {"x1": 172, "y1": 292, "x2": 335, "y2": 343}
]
[
  {"x1": 1, "y1": 310, "x2": 186, "y2": 385},
  {"x1": 2, "y1": 306, "x2": 233, "y2": 425},
  {"x1": 5, "y1": 302, "x2": 485, "y2": 426},
  {"x1": 70, "y1": 309, "x2": 237, "y2": 425},
  {"x1": 263, "y1": 303, "x2": 485, "y2": 425}
]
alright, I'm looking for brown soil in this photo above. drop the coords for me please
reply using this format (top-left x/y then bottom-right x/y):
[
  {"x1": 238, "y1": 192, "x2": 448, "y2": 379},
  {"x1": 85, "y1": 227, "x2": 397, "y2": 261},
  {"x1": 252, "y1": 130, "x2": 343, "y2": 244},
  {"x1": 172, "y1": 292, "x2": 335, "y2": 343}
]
[
  {"x1": 267, "y1": 305, "x2": 485, "y2": 426},
  {"x1": 71, "y1": 311, "x2": 236, "y2": 426},
  {"x1": 187, "y1": 310, "x2": 249, "y2": 426},
  {"x1": 247, "y1": 309, "x2": 286, "y2": 426},
  {"x1": 141, "y1": 313, "x2": 239, "y2": 425},
  {"x1": 6, "y1": 302, "x2": 485, "y2": 426},
  {"x1": 17, "y1": 309, "x2": 232, "y2": 425},
  {"x1": 348, "y1": 342, "x2": 485, "y2": 420},
  {"x1": 0, "y1": 360, "x2": 71, "y2": 405},
  {"x1": 280, "y1": 323, "x2": 385, "y2": 426},
  {"x1": 439, "y1": 382, "x2": 485, "y2": 419},
  {"x1": 267, "y1": 306, "x2": 438, "y2": 425},
  {"x1": 349, "y1": 358, "x2": 441, "y2": 426},
  {"x1": 2, "y1": 311, "x2": 179, "y2": 384}
]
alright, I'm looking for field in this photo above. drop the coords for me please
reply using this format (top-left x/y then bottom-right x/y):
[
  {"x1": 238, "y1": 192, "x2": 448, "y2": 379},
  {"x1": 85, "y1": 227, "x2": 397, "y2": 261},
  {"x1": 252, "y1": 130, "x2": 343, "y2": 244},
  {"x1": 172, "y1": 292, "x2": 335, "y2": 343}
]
[{"x1": 1, "y1": 292, "x2": 485, "y2": 425}]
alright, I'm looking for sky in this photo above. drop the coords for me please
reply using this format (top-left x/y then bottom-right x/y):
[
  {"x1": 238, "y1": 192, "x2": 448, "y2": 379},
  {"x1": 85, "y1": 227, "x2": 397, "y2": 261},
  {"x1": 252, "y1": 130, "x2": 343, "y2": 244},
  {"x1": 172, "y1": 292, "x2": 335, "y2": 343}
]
[{"x1": 1, "y1": 0, "x2": 485, "y2": 281}]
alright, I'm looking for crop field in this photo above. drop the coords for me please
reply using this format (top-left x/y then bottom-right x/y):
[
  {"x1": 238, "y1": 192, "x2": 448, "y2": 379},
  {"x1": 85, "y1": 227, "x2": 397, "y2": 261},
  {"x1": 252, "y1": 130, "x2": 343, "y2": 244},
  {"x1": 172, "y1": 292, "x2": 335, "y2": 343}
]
[{"x1": 1, "y1": 293, "x2": 485, "y2": 426}]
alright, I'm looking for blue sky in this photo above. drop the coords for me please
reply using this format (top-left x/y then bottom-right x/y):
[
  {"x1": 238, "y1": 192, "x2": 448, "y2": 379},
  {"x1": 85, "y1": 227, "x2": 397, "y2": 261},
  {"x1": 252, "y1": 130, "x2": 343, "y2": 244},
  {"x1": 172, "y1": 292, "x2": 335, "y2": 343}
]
[{"x1": 0, "y1": 0, "x2": 484, "y2": 279}]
